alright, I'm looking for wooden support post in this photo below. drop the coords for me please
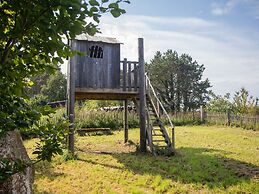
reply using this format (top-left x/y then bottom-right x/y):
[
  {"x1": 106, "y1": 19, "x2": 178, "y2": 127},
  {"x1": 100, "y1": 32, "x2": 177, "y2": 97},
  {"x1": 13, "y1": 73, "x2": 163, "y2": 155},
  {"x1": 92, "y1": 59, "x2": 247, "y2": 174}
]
[
  {"x1": 67, "y1": 40, "x2": 76, "y2": 155},
  {"x1": 138, "y1": 38, "x2": 146, "y2": 152},
  {"x1": 124, "y1": 100, "x2": 129, "y2": 143}
]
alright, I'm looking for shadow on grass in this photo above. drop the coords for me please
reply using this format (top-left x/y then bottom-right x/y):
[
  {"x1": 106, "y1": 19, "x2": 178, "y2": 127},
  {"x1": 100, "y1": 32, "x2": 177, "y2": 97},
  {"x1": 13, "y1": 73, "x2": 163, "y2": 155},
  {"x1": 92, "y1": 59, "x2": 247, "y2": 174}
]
[
  {"x1": 34, "y1": 161, "x2": 64, "y2": 181},
  {"x1": 117, "y1": 147, "x2": 259, "y2": 188},
  {"x1": 80, "y1": 147, "x2": 259, "y2": 189}
]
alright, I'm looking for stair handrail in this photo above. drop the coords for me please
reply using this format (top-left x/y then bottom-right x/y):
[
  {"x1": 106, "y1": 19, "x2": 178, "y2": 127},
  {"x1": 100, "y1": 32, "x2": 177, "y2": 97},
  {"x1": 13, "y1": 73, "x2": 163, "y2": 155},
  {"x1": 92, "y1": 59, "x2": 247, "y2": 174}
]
[{"x1": 145, "y1": 74, "x2": 174, "y2": 128}]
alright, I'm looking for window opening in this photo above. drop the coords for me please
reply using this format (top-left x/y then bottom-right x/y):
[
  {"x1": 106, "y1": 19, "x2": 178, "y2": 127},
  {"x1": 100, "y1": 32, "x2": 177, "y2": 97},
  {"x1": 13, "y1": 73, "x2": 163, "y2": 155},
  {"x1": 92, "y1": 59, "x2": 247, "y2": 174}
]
[{"x1": 89, "y1": 45, "x2": 103, "y2": 58}]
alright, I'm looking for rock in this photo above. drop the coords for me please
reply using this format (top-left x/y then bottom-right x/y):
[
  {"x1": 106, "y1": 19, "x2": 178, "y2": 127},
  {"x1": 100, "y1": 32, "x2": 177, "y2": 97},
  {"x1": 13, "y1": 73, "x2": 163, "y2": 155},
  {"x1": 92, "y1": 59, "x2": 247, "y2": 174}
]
[{"x1": 0, "y1": 130, "x2": 34, "y2": 194}]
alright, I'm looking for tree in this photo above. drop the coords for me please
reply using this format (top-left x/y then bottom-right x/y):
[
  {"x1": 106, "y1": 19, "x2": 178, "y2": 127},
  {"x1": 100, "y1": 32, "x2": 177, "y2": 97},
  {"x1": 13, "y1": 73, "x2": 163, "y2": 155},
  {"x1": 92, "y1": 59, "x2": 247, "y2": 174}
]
[
  {"x1": 0, "y1": 0, "x2": 129, "y2": 192},
  {"x1": 233, "y1": 88, "x2": 258, "y2": 115},
  {"x1": 206, "y1": 92, "x2": 233, "y2": 113},
  {"x1": 27, "y1": 69, "x2": 51, "y2": 97},
  {"x1": 41, "y1": 70, "x2": 67, "y2": 102},
  {"x1": 146, "y1": 50, "x2": 211, "y2": 112},
  {"x1": 206, "y1": 88, "x2": 259, "y2": 116}
]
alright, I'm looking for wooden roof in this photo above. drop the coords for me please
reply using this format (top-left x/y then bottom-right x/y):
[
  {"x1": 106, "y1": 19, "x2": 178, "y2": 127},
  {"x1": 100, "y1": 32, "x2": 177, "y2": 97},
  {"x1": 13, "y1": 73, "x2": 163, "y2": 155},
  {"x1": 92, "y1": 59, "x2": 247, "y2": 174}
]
[{"x1": 75, "y1": 34, "x2": 122, "y2": 44}]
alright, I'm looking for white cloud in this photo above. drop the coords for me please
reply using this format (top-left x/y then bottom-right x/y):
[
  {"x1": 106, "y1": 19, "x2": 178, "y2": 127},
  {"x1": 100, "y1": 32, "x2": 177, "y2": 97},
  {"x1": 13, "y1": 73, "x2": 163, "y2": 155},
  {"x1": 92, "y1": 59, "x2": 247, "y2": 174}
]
[
  {"x1": 211, "y1": 0, "x2": 259, "y2": 18},
  {"x1": 211, "y1": 0, "x2": 238, "y2": 16},
  {"x1": 97, "y1": 15, "x2": 259, "y2": 97}
]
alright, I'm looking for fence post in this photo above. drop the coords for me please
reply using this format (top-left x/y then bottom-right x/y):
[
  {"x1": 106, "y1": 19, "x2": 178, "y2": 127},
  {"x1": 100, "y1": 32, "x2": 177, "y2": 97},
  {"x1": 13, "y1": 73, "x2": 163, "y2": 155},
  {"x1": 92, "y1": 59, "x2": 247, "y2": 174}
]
[
  {"x1": 171, "y1": 127, "x2": 175, "y2": 153},
  {"x1": 227, "y1": 112, "x2": 231, "y2": 126},
  {"x1": 200, "y1": 106, "x2": 205, "y2": 123},
  {"x1": 255, "y1": 117, "x2": 257, "y2": 130}
]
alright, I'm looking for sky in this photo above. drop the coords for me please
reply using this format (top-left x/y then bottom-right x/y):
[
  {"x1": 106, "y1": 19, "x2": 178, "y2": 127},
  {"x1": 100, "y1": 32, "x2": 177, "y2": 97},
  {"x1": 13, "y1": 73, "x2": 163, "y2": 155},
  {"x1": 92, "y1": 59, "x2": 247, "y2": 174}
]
[{"x1": 63, "y1": 0, "x2": 259, "y2": 97}]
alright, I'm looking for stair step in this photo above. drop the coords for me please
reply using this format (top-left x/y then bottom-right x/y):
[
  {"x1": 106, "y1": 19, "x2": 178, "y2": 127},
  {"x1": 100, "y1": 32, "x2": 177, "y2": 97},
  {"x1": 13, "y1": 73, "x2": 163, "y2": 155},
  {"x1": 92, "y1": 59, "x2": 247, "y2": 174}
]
[
  {"x1": 152, "y1": 134, "x2": 164, "y2": 137},
  {"x1": 153, "y1": 139, "x2": 166, "y2": 142},
  {"x1": 156, "y1": 145, "x2": 168, "y2": 148}
]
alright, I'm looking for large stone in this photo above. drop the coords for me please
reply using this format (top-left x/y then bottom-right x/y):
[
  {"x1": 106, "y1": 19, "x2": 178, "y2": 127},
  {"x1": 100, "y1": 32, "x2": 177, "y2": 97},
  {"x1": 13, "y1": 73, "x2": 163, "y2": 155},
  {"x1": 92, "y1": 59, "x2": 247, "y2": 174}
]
[{"x1": 0, "y1": 130, "x2": 34, "y2": 194}]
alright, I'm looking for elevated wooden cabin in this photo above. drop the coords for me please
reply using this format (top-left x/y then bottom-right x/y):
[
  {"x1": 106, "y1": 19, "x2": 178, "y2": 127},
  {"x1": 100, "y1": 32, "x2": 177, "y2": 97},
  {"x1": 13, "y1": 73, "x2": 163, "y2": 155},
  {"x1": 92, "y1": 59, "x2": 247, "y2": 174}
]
[{"x1": 69, "y1": 34, "x2": 140, "y2": 100}]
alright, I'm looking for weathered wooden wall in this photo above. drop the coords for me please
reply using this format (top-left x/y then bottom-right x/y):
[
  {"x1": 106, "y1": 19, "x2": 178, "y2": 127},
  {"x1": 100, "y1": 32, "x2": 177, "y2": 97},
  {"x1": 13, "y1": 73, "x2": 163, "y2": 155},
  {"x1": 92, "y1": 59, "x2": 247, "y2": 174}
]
[{"x1": 72, "y1": 40, "x2": 120, "y2": 89}]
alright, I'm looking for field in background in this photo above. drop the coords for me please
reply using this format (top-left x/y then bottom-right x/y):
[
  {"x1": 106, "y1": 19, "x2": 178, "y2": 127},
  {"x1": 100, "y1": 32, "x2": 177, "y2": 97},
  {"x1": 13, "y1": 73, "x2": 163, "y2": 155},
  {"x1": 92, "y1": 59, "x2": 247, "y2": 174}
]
[{"x1": 25, "y1": 126, "x2": 259, "y2": 193}]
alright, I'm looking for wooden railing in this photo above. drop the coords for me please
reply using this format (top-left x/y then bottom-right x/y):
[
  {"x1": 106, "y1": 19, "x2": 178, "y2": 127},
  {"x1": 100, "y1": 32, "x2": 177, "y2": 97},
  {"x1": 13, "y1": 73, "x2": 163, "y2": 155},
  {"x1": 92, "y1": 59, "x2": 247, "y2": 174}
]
[
  {"x1": 120, "y1": 59, "x2": 139, "y2": 92},
  {"x1": 145, "y1": 74, "x2": 175, "y2": 151}
]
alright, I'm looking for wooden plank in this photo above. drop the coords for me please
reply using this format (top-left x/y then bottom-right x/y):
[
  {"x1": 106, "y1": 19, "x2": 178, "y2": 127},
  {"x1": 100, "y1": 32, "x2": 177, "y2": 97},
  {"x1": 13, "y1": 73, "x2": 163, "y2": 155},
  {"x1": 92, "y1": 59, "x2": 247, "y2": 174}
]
[
  {"x1": 134, "y1": 62, "x2": 138, "y2": 91},
  {"x1": 123, "y1": 58, "x2": 127, "y2": 91},
  {"x1": 114, "y1": 44, "x2": 121, "y2": 88},
  {"x1": 128, "y1": 61, "x2": 132, "y2": 91},
  {"x1": 138, "y1": 38, "x2": 147, "y2": 152},
  {"x1": 124, "y1": 100, "x2": 129, "y2": 143},
  {"x1": 102, "y1": 43, "x2": 107, "y2": 88}
]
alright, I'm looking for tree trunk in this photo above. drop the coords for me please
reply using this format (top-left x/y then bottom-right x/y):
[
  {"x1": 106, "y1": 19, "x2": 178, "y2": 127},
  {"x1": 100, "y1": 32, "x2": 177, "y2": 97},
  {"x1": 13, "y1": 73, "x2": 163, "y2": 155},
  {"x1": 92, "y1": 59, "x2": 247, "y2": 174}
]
[{"x1": 0, "y1": 130, "x2": 34, "y2": 194}]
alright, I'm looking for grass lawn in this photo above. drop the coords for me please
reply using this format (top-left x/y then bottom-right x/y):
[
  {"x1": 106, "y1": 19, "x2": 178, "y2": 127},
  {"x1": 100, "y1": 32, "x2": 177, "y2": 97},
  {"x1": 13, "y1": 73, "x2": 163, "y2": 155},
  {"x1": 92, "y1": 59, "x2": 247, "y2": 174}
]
[{"x1": 25, "y1": 125, "x2": 259, "y2": 194}]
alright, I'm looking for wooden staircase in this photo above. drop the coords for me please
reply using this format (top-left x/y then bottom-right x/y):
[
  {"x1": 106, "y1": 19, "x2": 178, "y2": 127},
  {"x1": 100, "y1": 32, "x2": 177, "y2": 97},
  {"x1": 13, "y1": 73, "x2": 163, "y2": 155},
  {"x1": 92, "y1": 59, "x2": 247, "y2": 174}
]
[
  {"x1": 134, "y1": 75, "x2": 175, "y2": 156},
  {"x1": 146, "y1": 94, "x2": 174, "y2": 155}
]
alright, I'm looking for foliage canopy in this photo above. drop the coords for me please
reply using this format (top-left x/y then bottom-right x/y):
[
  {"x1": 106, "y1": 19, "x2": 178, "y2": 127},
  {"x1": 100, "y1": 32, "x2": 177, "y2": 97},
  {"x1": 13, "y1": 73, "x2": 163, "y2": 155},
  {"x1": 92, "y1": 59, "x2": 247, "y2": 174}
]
[
  {"x1": 146, "y1": 50, "x2": 211, "y2": 112},
  {"x1": 0, "y1": 0, "x2": 129, "y2": 179}
]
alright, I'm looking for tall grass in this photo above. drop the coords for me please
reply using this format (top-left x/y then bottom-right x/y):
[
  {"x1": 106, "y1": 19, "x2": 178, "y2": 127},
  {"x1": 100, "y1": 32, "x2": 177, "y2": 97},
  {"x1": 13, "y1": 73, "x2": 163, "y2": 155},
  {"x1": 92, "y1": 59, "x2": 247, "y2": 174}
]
[
  {"x1": 75, "y1": 109, "x2": 139, "y2": 130},
  {"x1": 167, "y1": 112, "x2": 201, "y2": 126}
]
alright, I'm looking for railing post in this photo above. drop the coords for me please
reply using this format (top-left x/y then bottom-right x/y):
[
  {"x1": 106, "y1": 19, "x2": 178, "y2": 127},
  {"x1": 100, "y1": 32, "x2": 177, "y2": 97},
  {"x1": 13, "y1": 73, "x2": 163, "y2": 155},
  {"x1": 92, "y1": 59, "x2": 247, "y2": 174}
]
[
  {"x1": 128, "y1": 61, "x2": 132, "y2": 91},
  {"x1": 123, "y1": 58, "x2": 127, "y2": 91},
  {"x1": 134, "y1": 62, "x2": 138, "y2": 91},
  {"x1": 138, "y1": 38, "x2": 146, "y2": 152},
  {"x1": 157, "y1": 100, "x2": 160, "y2": 117}
]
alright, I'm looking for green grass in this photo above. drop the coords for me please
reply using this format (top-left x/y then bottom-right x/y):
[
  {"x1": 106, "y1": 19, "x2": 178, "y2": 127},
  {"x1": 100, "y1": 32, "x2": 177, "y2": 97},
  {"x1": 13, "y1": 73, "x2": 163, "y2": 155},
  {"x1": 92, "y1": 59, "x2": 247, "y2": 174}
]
[{"x1": 25, "y1": 125, "x2": 259, "y2": 194}]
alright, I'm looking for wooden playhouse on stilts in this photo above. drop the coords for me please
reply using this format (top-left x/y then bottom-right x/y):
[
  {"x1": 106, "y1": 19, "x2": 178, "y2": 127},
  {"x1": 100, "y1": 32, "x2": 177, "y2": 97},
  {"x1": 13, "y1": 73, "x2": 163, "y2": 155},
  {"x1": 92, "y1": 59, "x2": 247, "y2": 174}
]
[{"x1": 67, "y1": 35, "x2": 175, "y2": 156}]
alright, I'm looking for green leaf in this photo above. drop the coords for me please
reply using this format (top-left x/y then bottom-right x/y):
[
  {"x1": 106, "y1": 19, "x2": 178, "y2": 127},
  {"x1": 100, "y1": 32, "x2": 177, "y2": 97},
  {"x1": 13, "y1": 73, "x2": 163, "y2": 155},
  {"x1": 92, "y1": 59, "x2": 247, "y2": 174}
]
[
  {"x1": 111, "y1": 9, "x2": 121, "y2": 18},
  {"x1": 90, "y1": 6, "x2": 99, "y2": 13},
  {"x1": 108, "y1": 3, "x2": 119, "y2": 9},
  {"x1": 89, "y1": 0, "x2": 100, "y2": 6}
]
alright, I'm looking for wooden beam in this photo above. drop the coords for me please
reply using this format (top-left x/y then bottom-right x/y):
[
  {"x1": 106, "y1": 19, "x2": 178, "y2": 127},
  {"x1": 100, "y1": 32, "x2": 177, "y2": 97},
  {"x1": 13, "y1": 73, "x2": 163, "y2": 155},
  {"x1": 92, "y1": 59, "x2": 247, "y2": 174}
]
[
  {"x1": 138, "y1": 38, "x2": 146, "y2": 152},
  {"x1": 75, "y1": 89, "x2": 139, "y2": 100},
  {"x1": 124, "y1": 100, "x2": 129, "y2": 143}
]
